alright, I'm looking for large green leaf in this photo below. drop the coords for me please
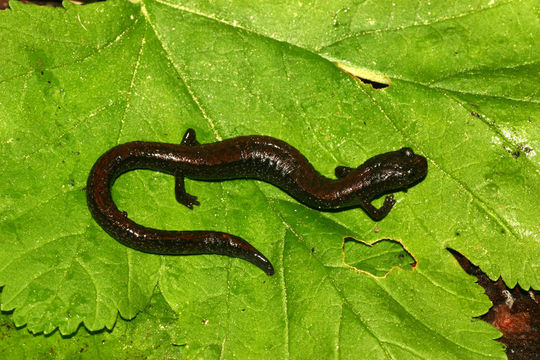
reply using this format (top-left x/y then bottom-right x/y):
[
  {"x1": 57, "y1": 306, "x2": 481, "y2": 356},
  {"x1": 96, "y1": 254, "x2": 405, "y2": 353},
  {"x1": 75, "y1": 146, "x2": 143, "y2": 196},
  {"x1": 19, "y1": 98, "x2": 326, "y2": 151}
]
[
  {"x1": 0, "y1": 288, "x2": 183, "y2": 359},
  {"x1": 1, "y1": 0, "x2": 537, "y2": 358}
]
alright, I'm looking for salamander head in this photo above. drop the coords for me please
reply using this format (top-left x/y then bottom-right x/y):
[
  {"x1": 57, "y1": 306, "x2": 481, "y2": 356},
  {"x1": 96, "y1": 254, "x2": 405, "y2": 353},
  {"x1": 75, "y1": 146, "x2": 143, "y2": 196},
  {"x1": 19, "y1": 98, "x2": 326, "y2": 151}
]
[{"x1": 343, "y1": 147, "x2": 428, "y2": 204}]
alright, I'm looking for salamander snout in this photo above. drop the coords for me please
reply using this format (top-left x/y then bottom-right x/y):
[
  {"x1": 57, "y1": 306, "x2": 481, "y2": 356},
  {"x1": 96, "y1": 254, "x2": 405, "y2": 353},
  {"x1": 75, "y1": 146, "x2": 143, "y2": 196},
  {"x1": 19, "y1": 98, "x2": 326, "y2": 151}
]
[
  {"x1": 398, "y1": 147, "x2": 427, "y2": 180},
  {"x1": 406, "y1": 157, "x2": 428, "y2": 188}
]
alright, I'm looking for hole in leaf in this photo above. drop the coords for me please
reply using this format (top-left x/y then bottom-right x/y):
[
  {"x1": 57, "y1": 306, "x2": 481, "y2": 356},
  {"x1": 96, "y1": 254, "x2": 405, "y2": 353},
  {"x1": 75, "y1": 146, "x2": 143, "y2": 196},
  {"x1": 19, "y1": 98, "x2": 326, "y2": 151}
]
[
  {"x1": 335, "y1": 62, "x2": 390, "y2": 89},
  {"x1": 342, "y1": 237, "x2": 416, "y2": 277}
]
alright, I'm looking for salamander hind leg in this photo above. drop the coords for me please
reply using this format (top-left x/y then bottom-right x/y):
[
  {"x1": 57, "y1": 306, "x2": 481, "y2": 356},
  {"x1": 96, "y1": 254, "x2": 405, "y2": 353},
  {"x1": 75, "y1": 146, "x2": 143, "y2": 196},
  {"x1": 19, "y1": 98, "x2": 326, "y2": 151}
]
[
  {"x1": 175, "y1": 174, "x2": 200, "y2": 209},
  {"x1": 361, "y1": 195, "x2": 396, "y2": 221},
  {"x1": 181, "y1": 128, "x2": 200, "y2": 146},
  {"x1": 335, "y1": 166, "x2": 354, "y2": 178}
]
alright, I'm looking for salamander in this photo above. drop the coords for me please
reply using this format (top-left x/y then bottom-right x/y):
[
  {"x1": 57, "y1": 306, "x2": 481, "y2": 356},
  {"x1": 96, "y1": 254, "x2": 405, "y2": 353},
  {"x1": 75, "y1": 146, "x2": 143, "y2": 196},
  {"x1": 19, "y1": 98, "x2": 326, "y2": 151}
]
[{"x1": 86, "y1": 128, "x2": 427, "y2": 275}]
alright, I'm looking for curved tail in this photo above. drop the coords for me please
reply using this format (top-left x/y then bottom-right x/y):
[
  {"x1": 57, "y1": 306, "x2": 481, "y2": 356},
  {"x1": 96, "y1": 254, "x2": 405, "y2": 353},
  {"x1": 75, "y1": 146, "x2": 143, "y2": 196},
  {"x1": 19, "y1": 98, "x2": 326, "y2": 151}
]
[{"x1": 86, "y1": 142, "x2": 274, "y2": 276}]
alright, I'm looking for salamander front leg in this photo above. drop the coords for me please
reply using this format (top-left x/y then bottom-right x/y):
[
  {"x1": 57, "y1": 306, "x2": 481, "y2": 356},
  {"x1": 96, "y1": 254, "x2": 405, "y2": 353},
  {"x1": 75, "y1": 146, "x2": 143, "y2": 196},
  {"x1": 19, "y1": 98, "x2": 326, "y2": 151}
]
[
  {"x1": 181, "y1": 128, "x2": 200, "y2": 146},
  {"x1": 175, "y1": 174, "x2": 200, "y2": 209},
  {"x1": 361, "y1": 195, "x2": 396, "y2": 221}
]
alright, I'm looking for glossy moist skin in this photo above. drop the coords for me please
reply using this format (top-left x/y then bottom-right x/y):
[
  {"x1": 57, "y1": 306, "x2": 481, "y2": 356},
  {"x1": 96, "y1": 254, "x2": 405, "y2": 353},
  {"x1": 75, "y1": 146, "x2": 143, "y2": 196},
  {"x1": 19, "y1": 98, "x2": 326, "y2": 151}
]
[{"x1": 86, "y1": 129, "x2": 428, "y2": 276}]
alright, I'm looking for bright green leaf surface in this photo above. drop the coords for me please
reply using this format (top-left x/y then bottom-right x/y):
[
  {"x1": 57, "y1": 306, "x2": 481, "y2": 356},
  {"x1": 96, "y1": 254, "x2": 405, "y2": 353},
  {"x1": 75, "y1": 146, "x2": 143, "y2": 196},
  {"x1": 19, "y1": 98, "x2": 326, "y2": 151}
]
[
  {"x1": 342, "y1": 238, "x2": 415, "y2": 277},
  {"x1": 0, "y1": 289, "x2": 183, "y2": 359},
  {"x1": 1, "y1": 0, "x2": 538, "y2": 358}
]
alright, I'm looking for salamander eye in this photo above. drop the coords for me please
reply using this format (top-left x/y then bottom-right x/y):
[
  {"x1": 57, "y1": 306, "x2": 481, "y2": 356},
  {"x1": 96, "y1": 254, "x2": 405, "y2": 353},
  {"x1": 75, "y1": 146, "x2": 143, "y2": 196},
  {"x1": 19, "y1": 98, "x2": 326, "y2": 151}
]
[{"x1": 401, "y1": 148, "x2": 414, "y2": 157}]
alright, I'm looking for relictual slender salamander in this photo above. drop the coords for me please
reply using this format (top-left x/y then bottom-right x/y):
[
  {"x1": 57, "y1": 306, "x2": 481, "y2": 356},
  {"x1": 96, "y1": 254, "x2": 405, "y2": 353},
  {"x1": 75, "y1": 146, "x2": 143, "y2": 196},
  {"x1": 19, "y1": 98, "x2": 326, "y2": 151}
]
[{"x1": 86, "y1": 128, "x2": 427, "y2": 276}]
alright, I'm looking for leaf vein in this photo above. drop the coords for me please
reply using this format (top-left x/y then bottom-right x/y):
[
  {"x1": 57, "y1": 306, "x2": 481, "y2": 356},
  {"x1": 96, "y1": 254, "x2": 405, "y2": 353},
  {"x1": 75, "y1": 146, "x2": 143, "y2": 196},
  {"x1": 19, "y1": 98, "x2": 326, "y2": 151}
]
[{"x1": 317, "y1": 0, "x2": 514, "y2": 51}]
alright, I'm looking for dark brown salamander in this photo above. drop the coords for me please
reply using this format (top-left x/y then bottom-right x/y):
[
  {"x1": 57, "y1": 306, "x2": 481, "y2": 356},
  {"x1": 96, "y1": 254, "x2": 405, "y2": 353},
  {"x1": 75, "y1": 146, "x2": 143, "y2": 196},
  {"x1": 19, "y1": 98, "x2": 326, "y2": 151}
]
[{"x1": 86, "y1": 128, "x2": 427, "y2": 276}]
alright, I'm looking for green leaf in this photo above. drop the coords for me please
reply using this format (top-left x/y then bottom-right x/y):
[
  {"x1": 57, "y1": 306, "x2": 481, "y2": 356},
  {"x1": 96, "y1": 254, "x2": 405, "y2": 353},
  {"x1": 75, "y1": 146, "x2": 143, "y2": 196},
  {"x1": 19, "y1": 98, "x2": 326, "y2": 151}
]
[
  {"x1": 1, "y1": 0, "x2": 537, "y2": 358},
  {"x1": 0, "y1": 289, "x2": 183, "y2": 359},
  {"x1": 342, "y1": 238, "x2": 416, "y2": 277}
]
